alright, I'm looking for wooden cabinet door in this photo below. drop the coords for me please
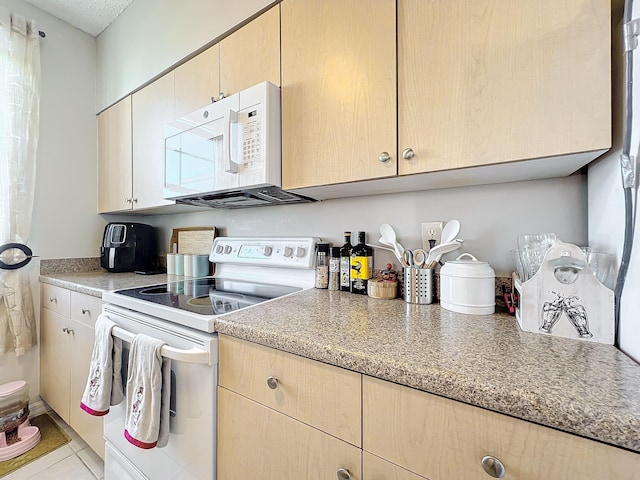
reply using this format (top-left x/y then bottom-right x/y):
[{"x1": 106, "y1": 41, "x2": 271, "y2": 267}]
[
  {"x1": 398, "y1": 0, "x2": 611, "y2": 175},
  {"x1": 281, "y1": 0, "x2": 397, "y2": 189},
  {"x1": 132, "y1": 72, "x2": 175, "y2": 210},
  {"x1": 40, "y1": 309, "x2": 71, "y2": 422},
  {"x1": 363, "y1": 376, "x2": 640, "y2": 480},
  {"x1": 97, "y1": 96, "x2": 133, "y2": 213},
  {"x1": 218, "y1": 387, "x2": 362, "y2": 480},
  {"x1": 219, "y1": 4, "x2": 280, "y2": 96},
  {"x1": 364, "y1": 452, "x2": 427, "y2": 480},
  {"x1": 174, "y1": 44, "x2": 220, "y2": 118},
  {"x1": 69, "y1": 318, "x2": 105, "y2": 459}
]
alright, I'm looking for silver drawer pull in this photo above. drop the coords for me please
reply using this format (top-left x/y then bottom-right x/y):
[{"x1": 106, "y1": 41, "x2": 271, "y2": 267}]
[
  {"x1": 266, "y1": 376, "x2": 279, "y2": 390},
  {"x1": 49, "y1": 297, "x2": 57, "y2": 303},
  {"x1": 481, "y1": 455, "x2": 506, "y2": 478},
  {"x1": 336, "y1": 468, "x2": 351, "y2": 480},
  {"x1": 81, "y1": 308, "x2": 89, "y2": 315}
]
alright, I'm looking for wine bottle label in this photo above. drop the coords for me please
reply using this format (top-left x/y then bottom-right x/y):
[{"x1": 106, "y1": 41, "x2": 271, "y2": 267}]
[
  {"x1": 350, "y1": 256, "x2": 371, "y2": 280},
  {"x1": 340, "y1": 257, "x2": 350, "y2": 288}
]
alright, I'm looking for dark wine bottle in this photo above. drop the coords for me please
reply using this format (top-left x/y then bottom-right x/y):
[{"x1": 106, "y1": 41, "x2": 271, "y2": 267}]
[
  {"x1": 350, "y1": 231, "x2": 373, "y2": 295},
  {"x1": 340, "y1": 232, "x2": 353, "y2": 292}
]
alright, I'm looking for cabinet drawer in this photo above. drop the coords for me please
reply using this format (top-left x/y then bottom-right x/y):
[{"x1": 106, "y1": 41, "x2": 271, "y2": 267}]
[
  {"x1": 363, "y1": 376, "x2": 640, "y2": 480},
  {"x1": 218, "y1": 387, "x2": 361, "y2": 480},
  {"x1": 219, "y1": 335, "x2": 361, "y2": 446},
  {"x1": 41, "y1": 283, "x2": 70, "y2": 317},
  {"x1": 70, "y1": 292, "x2": 103, "y2": 327}
]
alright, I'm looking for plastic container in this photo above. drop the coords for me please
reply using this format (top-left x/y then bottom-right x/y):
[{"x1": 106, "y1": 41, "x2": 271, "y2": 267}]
[{"x1": 440, "y1": 253, "x2": 495, "y2": 315}]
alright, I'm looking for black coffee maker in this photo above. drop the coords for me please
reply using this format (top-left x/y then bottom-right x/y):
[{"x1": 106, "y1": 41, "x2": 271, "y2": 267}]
[{"x1": 100, "y1": 223, "x2": 159, "y2": 273}]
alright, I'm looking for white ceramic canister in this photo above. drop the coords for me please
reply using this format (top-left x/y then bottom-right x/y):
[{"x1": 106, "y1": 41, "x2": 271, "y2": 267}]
[{"x1": 440, "y1": 253, "x2": 495, "y2": 315}]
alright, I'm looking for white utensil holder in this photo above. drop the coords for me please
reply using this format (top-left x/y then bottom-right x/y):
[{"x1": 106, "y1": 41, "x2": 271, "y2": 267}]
[{"x1": 513, "y1": 243, "x2": 614, "y2": 344}]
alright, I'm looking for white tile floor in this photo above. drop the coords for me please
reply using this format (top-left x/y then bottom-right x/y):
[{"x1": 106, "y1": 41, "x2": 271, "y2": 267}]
[{"x1": 3, "y1": 410, "x2": 103, "y2": 480}]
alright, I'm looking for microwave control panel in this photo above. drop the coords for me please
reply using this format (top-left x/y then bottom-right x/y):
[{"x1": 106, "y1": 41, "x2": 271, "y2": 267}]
[{"x1": 241, "y1": 106, "x2": 262, "y2": 169}]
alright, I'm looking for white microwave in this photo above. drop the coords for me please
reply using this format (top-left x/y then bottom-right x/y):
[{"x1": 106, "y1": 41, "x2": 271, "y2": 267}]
[{"x1": 163, "y1": 81, "x2": 314, "y2": 208}]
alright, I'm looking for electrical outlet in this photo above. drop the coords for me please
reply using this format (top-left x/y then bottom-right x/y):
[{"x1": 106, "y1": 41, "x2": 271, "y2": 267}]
[{"x1": 422, "y1": 221, "x2": 444, "y2": 251}]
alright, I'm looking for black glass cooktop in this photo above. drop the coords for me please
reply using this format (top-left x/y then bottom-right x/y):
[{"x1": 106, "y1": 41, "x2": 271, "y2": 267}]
[{"x1": 115, "y1": 277, "x2": 300, "y2": 316}]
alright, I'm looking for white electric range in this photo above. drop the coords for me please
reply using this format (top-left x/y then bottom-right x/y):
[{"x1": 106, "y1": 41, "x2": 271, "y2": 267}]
[{"x1": 100, "y1": 236, "x2": 318, "y2": 480}]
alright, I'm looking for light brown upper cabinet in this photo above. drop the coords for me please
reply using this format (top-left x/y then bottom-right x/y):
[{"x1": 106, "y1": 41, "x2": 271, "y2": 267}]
[
  {"x1": 398, "y1": 0, "x2": 611, "y2": 175},
  {"x1": 174, "y1": 44, "x2": 220, "y2": 117},
  {"x1": 131, "y1": 72, "x2": 175, "y2": 210},
  {"x1": 97, "y1": 96, "x2": 133, "y2": 213},
  {"x1": 220, "y1": 4, "x2": 281, "y2": 97},
  {"x1": 281, "y1": 0, "x2": 397, "y2": 190},
  {"x1": 281, "y1": 0, "x2": 611, "y2": 191}
]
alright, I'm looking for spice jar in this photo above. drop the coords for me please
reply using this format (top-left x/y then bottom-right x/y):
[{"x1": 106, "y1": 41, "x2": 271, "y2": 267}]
[
  {"x1": 329, "y1": 247, "x2": 341, "y2": 291},
  {"x1": 315, "y1": 242, "x2": 330, "y2": 289}
]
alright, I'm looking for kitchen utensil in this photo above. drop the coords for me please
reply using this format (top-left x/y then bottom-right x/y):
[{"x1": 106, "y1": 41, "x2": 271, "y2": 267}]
[
  {"x1": 379, "y1": 224, "x2": 406, "y2": 259},
  {"x1": 425, "y1": 240, "x2": 462, "y2": 268},
  {"x1": 440, "y1": 219, "x2": 461, "y2": 244},
  {"x1": 440, "y1": 253, "x2": 495, "y2": 315},
  {"x1": 368, "y1": 243, "x2": 407, "y2": 266},
  {"x1": 403, "y1": 249, "x2": 428, "y2": 268},
  {"x1": 517, "y1": 233, "x2": 558, "y2": 281}
]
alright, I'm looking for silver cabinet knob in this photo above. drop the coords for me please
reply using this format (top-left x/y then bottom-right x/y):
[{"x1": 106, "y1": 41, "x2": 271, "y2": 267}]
[
  {"x1": 49, "y1": 297, "x2": 57, "y2": 303},
  {"x1": 481, "y1": 455, "x2": 506, "y2": 478},
  {"x1": 81, "y1": 308, "x2": 89, "y2": 315},
  {"x1": 336, "y1": 468, "x2": 351, "y2": 480},
  {"x1": 132, "y1": 198, "x2": 138, "y2": 204},
  {"x1": 402, "y1": 148, "x2": 415, "y2": 160},
  {"x1": 266, "y1": 376, "x2": 279, "y2": 389},
  {"x1": 67, "y1": 328, "x2": 74, "y2": 335},
  {"x1": 125, "y1": 197, "x2": 131, "y2": 203},
  {"x1": 219, "y1": 92, "x2": 225, "y2": 100},
  {"x1": 378, "y1": 152, "x2": 391, "y2": 163},
  {"x1": 210, "y1": 96, "x2": 216, "y2": 104},
  {"x1": 62, "y1": 327, "x2": 68, "y2": 333}
]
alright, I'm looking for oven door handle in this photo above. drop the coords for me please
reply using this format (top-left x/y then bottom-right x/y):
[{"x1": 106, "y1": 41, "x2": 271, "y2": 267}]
[{"x1": 111, "y1": 326, "x2": 210, "y2": 365}]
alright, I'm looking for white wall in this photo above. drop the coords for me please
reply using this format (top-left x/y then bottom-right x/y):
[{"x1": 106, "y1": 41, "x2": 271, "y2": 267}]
[
  {"x1": 146, "y1": 175, "x2": 588, "y2": 276},
  {"x1": 0, "y1": 0, "x2": 99, "y2": 401},
  {"x1": 96, "y1": 0, "x2": 275, "y2": 110}
]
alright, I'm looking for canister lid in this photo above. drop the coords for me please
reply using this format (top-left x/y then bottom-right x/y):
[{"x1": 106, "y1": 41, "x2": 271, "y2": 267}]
[
  {"x1": 441, "y1": 253, "x2": 495, "y2": 278},
  {"x1": 0, "y1": 380, "x2": 27, "y2": 397}
]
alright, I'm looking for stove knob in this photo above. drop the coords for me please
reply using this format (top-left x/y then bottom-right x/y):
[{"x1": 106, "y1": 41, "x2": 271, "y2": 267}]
[
  {"x1": 264, "y1": 246, "x2": 273, "y2": 256},
  {"x1": 224, "y1": 245, "x2": 232, "y2": 254},
  {"x1": 215, "y1": 245, "x2": 224, "y2": 254},
  {"x1": 283, "y1": 246, "x2": 293, "y2": 257},
  {"x1": 295, "y1": 246, "x2": 306, "y2": 258}
]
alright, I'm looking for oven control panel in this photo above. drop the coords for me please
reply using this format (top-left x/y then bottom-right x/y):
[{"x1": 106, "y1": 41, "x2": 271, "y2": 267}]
[{"x1": 209, "y1": 237, "x2": 320, "y2": 269}]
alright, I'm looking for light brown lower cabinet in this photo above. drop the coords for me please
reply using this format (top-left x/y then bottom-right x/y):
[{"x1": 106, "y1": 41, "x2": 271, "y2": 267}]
[
  {"x1": 217, "y1": 387, "x2": 361, "y2": 479},
  {"x1": 363, "y1": 452, "x2": 427, "y2": 480},
  {"x1": 363, "y1": 375, "x2": 640, "y2": 480}
]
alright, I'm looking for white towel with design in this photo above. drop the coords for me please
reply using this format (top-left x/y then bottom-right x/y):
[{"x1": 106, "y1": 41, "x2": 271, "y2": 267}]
[
  {"x1": 124, "y1": 334, "x2": 171, "y2": 449},
  {"x1": 80, "y1": 314, "x2": 124, "y2": 416}
]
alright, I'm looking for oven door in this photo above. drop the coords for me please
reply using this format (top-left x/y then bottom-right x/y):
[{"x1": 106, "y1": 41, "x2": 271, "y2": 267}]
[{"x1": 102, "y1": 305, "x2": 218, "y2": 480}]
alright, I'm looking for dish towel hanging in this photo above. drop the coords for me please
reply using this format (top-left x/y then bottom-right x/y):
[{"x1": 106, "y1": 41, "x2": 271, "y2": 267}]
[
  {"x1": 80, "y1": 314, "x2": 124, "y2": 416},
  {"x1": 124, "y1": 334, "x2": 171, "y2": 449}
]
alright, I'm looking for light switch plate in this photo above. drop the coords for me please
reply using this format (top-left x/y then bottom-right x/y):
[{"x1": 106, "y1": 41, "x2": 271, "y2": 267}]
[{"x1": 422, "y1": 221, "x2": 444, "y2": 251}]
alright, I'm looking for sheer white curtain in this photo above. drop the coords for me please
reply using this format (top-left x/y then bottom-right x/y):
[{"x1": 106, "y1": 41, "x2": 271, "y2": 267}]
[{"x1": 0, "y1": 7, "x2": 41, "y2": 356}]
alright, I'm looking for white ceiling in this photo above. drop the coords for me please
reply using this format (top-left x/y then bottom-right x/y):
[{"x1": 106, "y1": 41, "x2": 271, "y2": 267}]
[{"x1": 24, "y1": 0, "x2": 134, "y2": 37}]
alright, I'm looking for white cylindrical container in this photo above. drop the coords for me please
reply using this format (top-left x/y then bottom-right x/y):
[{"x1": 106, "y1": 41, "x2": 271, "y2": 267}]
[
  {"x1": 166, "y1": 254, "x2": 176, "y2": 275},
  {"x1": 183, "y1": 254, "x2": 193, "y2": 277},
  {"x1": 440, "y1": 253, "x2": 495, "y2": 315}
]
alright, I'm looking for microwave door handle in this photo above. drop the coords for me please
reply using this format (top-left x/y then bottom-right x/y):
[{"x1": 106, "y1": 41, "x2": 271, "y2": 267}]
[{"x1": 225, "y1": 109, "x2": 239, "y2": 174}]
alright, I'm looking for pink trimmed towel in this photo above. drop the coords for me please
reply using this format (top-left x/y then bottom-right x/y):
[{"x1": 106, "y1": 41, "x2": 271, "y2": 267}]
[
  {"x1": 80, "y1": 314, "x2": 124, "y2": 416},
  {"x1": 124, "y1": 334, "x2": 171, "y2": 449}
]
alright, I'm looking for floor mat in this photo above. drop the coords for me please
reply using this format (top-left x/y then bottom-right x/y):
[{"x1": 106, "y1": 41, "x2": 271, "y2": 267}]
[{"x1": 0, "y1": 413, "x2": 71, "y2": 477}]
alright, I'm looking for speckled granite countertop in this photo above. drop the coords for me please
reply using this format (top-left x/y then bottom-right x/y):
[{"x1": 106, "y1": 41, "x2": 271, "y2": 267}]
[
  {"x1": 39, "y1": 270, "x2": 167, "y2": 297},
  {"x1": 214, "y1": 288, "x2": 640, "y2": 454},
  {"x1": 37, "y1": 269, "x2": 640, "y2": 453}
]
